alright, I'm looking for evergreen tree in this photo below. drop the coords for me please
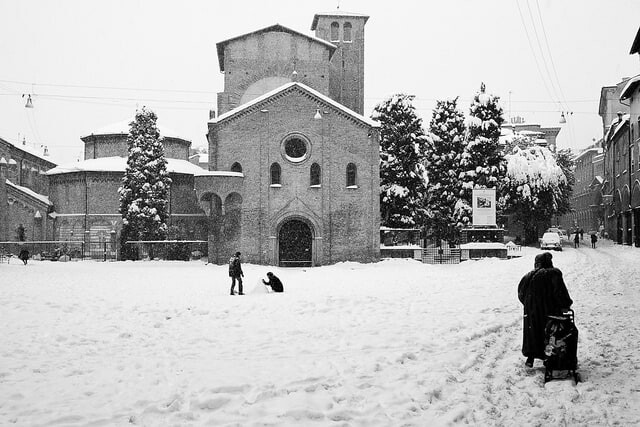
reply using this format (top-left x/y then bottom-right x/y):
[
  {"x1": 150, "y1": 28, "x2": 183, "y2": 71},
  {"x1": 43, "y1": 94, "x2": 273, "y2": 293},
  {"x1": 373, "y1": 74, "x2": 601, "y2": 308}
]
[
  {"x1": 499, "y1": 135, "x2": 567, "y2": 243},
  {"x1": 456, "y1": 83, "x2": 506, "y2": 227},
  {"x1": 424, "y1": 98, "x2": 467, "y2": 242},
  {"x1": 372, "y1": 94, "x2": 429, "y2": 228},
  {"x1": 553, "y1": 148, "x2": 575, "y2": 217},
  {"x1": 118, "y1": 108, "x2": 172, "y2": 259}
]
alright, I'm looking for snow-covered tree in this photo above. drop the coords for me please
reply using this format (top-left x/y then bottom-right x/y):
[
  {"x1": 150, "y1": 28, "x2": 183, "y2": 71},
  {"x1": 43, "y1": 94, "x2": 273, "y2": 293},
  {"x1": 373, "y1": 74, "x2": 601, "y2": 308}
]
[
  {"x1": 118, "y1": 108, "x2": 172, "y2": 259},
  {"x1": 456, "y1": 83, "x2": 506, "y2": 227},
  {"x1": 553, "y1": 148, "x2": 575, "y2": 217},
  {"x1": 424, "y1": 98, "x2": 467, "y2": 242},
  {"x1": 372, "y1": 94, "x2": 429, "y2": 228},
  {"x1": 499, "y1": 136, "x2": 567, "y2": 243}
]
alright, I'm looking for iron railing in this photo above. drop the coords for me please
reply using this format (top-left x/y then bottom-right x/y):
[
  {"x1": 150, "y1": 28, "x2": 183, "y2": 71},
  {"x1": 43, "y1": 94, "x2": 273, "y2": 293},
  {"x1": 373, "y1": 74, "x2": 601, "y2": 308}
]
[
  {"x1": 421, "y1": 247, "x2": 461, "y2": 264},
  {"x1": 123, "y1": 240, "x2": 208, "y2": 261}
]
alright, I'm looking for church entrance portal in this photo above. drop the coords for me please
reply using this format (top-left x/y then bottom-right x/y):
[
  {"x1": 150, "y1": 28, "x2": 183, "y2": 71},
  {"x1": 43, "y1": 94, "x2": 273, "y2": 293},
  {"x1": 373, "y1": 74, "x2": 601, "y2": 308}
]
[{"x1": 278, "y1": 219, "x2": 312, "y2": 267}]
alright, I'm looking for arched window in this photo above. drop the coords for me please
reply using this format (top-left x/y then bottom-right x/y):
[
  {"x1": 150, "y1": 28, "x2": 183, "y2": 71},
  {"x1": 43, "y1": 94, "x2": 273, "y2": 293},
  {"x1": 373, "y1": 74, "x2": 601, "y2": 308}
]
[
  {"x1": 230, "y1": 162, "x2": 242, "y2": 173},
  {"x1": 330, "y1": 22, "x2": 339, "y2": 41},
  {"x1": 346, "y1": 163, "x2": 357, "y2": 187},
  {"x1": 270, "y1": 162, "x2": 281, "y2": 186},
  {"x1": 343, "y1": 22, "x2": 352, "y2": 42},
  {"x1": 310, "y1": 163, "x2": 321, "y2": 186}
]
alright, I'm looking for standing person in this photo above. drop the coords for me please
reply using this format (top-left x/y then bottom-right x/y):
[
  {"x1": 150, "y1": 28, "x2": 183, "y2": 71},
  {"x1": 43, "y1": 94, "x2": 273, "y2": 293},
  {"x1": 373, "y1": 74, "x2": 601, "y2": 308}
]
[
  {"x1": 579, "y1": 228, "x2": 584, "y2": 241},
  {"x1": 262, "y1": 272, "x2": 284, "y2": 293},
  {"x1": 518, "y1": 252, "x2": 573, "y2": 368},
  {"x1": 573, "y1": 232, "x2": 580, "y2": 248},
  {"x1": 18, "y1": 248, "x2": 29, "y2": 265},
  {"x1": 591, "y1": 233, "x2": 598, "y2": 248},
  {"x1": 228, "y1": 251, "x2": 244, "y2": 295}
]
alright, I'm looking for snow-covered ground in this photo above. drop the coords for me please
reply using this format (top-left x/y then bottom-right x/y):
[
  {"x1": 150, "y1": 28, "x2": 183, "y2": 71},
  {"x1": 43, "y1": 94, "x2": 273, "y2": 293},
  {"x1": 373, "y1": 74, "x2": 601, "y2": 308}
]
[{"x1": 1, "y1": 240, "x2": 639, "y2": 426}]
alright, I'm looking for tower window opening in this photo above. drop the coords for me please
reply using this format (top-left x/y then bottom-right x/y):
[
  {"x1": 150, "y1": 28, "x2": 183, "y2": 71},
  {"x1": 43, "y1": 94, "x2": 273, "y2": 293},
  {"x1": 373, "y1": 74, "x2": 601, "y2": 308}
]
[
  {"x1": 330, "y1": 22, "x2": 339, "y2": 42},
  {"x1": 343, "y1": 22, "x2": 352, "y2": 42}
]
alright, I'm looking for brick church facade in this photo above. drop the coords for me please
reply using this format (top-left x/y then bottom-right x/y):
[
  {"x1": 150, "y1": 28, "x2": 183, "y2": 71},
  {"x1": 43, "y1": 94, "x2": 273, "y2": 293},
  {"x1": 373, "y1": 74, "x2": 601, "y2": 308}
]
[
  {"x1": 0, "y1": 10, "x2": 381, "y2": 266},
  {"x1": 196, "y1": 12, "x2": 380, "y2": 266}
]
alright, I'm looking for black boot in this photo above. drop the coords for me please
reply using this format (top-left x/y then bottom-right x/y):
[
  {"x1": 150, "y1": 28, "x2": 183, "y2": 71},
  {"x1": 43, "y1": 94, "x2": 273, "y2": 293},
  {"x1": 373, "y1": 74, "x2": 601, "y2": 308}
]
[{"x1": 525, "y1": 356, "x2": 534, "y2": 368}]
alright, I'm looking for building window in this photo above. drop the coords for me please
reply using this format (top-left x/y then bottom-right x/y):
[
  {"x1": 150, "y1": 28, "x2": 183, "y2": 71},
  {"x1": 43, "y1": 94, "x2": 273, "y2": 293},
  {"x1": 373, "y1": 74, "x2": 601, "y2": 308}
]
[
  {"x1": 310, "y1": 163, "x2": 321, "y2": 186},
  {"x1": 330, "y1": 22, "x2": 339, "y2": 41},
  {"x1": 343, "y1": 22, "x2": 352, "y2": 42},
  {"x1": 270, "y1": 162, "x2": 281, "y2": 186},
  {"x1": 230, "y1": 162, "x2": 242, "y2": 173},
  {"x1": 281, "y1": 133, "x2": 310, "y2": 163},
  {"x1": 346, "y1": 163, "x2": 357, "y2": 187}
]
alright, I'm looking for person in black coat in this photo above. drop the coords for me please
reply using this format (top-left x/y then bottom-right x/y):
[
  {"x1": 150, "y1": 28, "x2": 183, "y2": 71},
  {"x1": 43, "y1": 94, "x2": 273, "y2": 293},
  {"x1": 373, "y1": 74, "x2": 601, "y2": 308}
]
[
  {"x1": 517, "y1": 252, "x2": 573, "y2": 367},
  {"x1": 228, "y1": 251, "x2": 244, "y2": 295},
  {"x1": 262, "y1": 272, "x2": 284, "y2": 293},
  {"x1": 19, "y1": 248, "x2": 30, "y2": 265},
  {"x1": 590, "y1": 233, "x2": 598, "y2": 248}
]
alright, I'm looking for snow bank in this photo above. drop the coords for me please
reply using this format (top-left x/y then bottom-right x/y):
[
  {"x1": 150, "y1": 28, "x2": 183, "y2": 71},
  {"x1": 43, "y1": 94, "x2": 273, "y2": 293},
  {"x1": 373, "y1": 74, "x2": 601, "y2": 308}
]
[{"x1": 1, "y1": 241, "x2": 639, "y2": 425}]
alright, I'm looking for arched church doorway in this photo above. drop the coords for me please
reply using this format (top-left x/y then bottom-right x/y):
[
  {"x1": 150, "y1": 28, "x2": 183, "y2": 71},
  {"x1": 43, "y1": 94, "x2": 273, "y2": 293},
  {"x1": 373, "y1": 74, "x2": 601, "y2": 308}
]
[{"x1": 278, "y1": 219, "x2": 313, "y2": 267}]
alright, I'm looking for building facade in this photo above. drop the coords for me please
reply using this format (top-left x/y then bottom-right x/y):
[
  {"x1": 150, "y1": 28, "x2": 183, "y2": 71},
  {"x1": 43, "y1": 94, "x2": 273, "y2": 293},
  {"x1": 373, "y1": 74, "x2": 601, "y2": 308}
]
[
  {"x1": 600, "y1": 27, "x2": 640, "y2": 246},
  {"x1": 196, "y1": 11, "x2": 380, "y2": 266},
  {"x1": 1, "y1": 9, "x2": 381, "y2": 266},
  {"x1": 558, "y1": 146, "x2": 604, "y2": 234},
  {"x1": 0, "y1": 137, "x2": 56, "y2": 242}
]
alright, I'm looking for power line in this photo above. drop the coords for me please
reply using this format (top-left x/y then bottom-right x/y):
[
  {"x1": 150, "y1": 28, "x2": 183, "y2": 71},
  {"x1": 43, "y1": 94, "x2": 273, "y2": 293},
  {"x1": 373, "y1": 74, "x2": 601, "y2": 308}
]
[
  {"x1": 515, "y1": 0, "x2": 557, "y2": 108},
  {"x1": 0, "y1": 78, "x2": 219, "y2": 95}
]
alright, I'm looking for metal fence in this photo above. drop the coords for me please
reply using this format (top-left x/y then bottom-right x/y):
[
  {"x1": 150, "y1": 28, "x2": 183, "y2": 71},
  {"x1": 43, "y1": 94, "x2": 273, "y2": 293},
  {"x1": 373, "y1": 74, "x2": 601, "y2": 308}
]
[
  {"x1": 0, "y1": 240, "x2": 116, "y2": 262},
  {"x1": 123, "y1": 240, "x2": 208, "y2": 261},
  {"x1": 421, "y1": 247, "x2": 462, "y2": 264}
]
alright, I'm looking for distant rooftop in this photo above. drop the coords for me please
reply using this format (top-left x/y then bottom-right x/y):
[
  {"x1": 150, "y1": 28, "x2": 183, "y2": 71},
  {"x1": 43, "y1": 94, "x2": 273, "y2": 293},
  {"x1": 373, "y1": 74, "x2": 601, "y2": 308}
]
[{"x1": 81, "y1": 119, "x2": 186, "y2": 141}]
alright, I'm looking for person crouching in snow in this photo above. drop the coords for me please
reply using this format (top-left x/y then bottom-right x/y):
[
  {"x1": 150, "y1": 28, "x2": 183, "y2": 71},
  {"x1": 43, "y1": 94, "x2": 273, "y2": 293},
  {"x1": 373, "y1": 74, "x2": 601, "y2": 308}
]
[
  {"x1": 517, "y1": 252, "x2": 573, "y2": 368},
  {"x1": 262, "y1": 272, "x2": 283, "y2": 293}
]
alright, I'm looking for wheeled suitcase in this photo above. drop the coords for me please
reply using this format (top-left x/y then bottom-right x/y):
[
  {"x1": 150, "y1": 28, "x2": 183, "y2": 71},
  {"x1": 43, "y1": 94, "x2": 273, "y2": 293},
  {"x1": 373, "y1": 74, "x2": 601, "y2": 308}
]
[{"x1": 543, "y1": 309, "x2": 581, "y2": 383}]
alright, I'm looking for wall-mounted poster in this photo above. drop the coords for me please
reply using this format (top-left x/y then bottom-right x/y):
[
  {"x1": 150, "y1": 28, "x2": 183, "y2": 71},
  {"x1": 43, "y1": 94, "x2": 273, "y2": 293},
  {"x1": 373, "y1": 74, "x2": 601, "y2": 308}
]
[{"x1": 472, "y1": 188, "x2": 496, "y2": 226}]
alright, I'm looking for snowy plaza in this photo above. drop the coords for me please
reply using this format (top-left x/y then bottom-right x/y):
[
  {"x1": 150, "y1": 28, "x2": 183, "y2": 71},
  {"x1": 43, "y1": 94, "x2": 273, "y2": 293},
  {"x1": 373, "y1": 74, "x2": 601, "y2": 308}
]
[{"x1": 1, "y1": 241, "x2": 639, "y2": 426}]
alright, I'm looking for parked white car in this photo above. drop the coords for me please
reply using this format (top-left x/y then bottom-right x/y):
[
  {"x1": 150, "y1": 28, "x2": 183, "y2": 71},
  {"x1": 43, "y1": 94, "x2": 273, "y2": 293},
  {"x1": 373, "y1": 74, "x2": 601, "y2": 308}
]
[
  {"x1": 540, "y1": 232, "x2": 562, "y2": 251},
  {"x1": 547, "y1": 227, "x2": 569, "y2": 242}
]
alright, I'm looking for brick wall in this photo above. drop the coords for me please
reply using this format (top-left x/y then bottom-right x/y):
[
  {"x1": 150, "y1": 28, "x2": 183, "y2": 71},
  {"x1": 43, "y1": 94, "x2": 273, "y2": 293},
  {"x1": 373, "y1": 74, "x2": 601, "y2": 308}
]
[
  {"x1": 208, "y1": 88, "x2": 379, "y2": 265},
  {"x1": 83, "y1": 135, "x2": 190, "y2": 160},
  {"x1": 218, "y1": 31, "x2": 332, "y2": 114}
]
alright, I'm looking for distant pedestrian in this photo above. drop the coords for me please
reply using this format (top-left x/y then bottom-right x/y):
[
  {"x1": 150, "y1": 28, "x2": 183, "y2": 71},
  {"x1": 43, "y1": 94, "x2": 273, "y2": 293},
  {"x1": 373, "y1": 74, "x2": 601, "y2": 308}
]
[
  {"x1": 591, "y1": 233, "x2": 597, "y2": 248},
  {"x1": 18, "y1": 248, "x2": 29, "y2": 265},
  {"x1": 228, "y1": 251, "x2": 244, "y2": 295},
  {"x1": 517, "y1": 252, "x2": 573, "y2": 368},
  {"x1": 599, "y1": 224, "x2": 605, "y2": 239},
  {"x1": 579, "y1": 228, "x2": 584, "y2": 241},
  {"x1": 574, "y1": 232, "x2": 580, "y2": 248},
  {"x1": 262, "y1": 272, "x2": 284, "y2": 293}
]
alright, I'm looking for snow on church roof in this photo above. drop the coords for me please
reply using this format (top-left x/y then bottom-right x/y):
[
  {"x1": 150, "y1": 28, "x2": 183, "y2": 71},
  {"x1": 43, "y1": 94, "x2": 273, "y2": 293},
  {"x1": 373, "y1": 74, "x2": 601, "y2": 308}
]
[
  {"x1": 209, "y1": 82, "x2": 380, "y2": 128},
  {"x1": 46, "y1": 157, "x2": 206, "y2": 176},
  {"x1": 81, "y1": 119, "x2": 187, "y2": 141},
  {"x1": 5, "y1": 179, "x2": 52, "y2": 206}
]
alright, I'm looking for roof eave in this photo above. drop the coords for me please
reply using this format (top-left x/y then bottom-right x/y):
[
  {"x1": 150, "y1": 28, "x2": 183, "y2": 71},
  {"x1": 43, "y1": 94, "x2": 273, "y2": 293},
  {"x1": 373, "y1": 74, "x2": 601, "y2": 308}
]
[{"x1": 620, "y1": 75, "x2": 640, "y2": 101}]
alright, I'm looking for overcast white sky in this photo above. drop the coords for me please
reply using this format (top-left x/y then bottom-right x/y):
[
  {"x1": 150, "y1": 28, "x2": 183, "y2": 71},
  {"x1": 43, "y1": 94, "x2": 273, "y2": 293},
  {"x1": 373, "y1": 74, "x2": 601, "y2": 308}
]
[{"x1": 1, "y1": 0, "x2": 639, "y2": 164}]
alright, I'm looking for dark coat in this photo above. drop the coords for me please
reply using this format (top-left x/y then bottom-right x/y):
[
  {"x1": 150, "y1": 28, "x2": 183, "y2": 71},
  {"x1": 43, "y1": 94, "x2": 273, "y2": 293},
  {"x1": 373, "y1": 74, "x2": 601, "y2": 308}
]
[
  {"x1": 518, "y1": 267, "x2": 573, "y2": 359},
  {"x1": 263, "y1": 275, "x2": 284, "y2": 292},
  {"x1": 19, "y1": 249, "x2": 29, "y2": 260},
  {"x1": 228, "y1": 256, "x2": 243, "y2": 278}
]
